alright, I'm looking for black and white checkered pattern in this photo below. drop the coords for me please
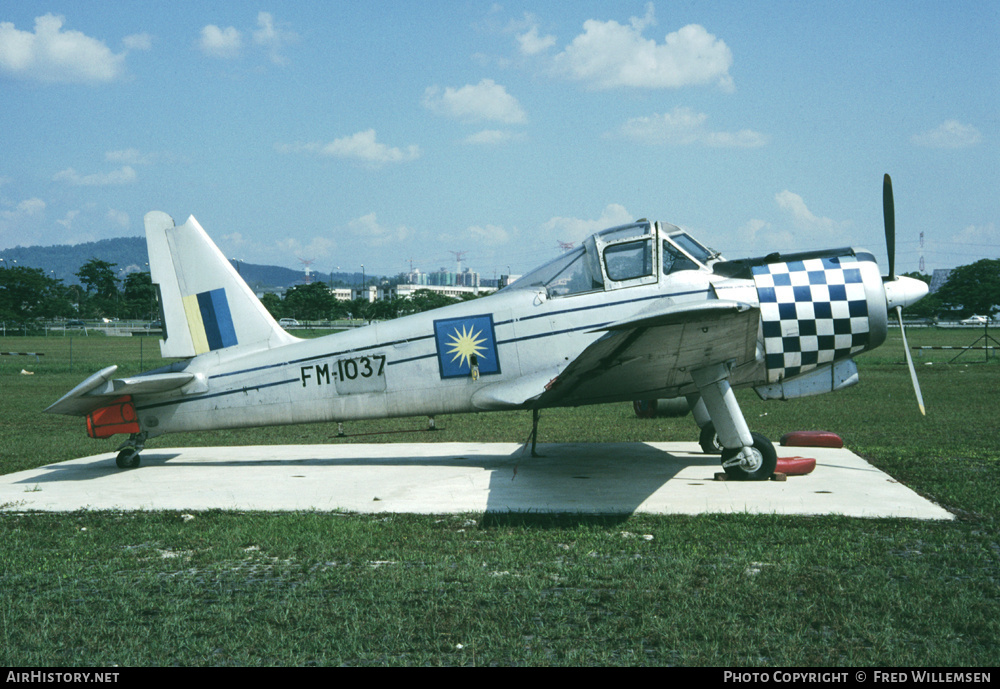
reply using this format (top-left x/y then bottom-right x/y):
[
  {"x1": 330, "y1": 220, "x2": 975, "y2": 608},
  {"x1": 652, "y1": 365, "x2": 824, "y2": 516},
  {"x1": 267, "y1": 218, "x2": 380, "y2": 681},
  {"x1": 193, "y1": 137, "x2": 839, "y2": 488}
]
[{"x1": 753, "y1": 256, "x2": 871, "y2": 382}]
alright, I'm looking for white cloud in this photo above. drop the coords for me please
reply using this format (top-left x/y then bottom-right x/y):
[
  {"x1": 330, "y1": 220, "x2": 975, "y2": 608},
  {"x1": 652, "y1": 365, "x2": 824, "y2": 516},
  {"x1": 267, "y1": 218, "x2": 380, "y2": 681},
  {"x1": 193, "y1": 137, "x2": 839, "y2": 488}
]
[
  {"x1": 221, "y1": 231, "x2": 247, "y2": 249},
  {"x1": 516, "y1": 21, "x2": 556, "y2": 56},
  {"x1": 272, "y1": 235, "x2": 337, "y2": 263},
  {"x1": 0, "y1": 14, "x2": 126, "y2": 83},
  {"x1": 950, "y1": 222, "x2": 998, "y2": 248},
  {"x1": 467, "y1": 224, "x2": 511, "y2": 246},
  {"x1": 423, "y1": 79, "x2": 527, "y2": 124},
  {"x1": 52, "y1": 166, "x2": 137, "y2": 186},
  {"x1": 464, "y1": 129, "x2": 525, "y2": 145},
  {"x1": 253, "y1": 12, "x2": 297, "y2": 65},
  {"x1": 551, "y1": 4, "x2": 733, "y2": 90},
  {"x1": 911, "y1": 120, "x2": 982, "y2": 149},
  {"x1": 349, "y1": 212, "x2": 412, "y2": 247},
  {"x1": 541, "y1": 204, "x2": 634, "y2": 243},
  {"x1": 105, "y1": 148, "x2": 155, "y2": 165},
  {"x1": 278, "y1": 130, "x2": 420, "y2": 166},
  {"x1": 741, "y1": 218, "x2": 794, "y2": 252},
  {"x1": 123, "y1": 33, "x2": 153, "y2": 51},
  {"x1": 774, "y1": 191, "x2": 840, "y2": 234},
  {"x1": 56, "y1": 209, "x2": 80, "y2": 229},
  {"x1": 107, "y1": 209, "x2": 130, "y2": 228},
  {"x1": 199, "y1": 25, "x2": 242, "y2": 58},
  {"x1": 0, "y1": 198, "x2": 46, "y2": 249},
  {"x1": 197, "y1": 14, "x2": 296, "y2": 64},
  {"x1": 2, "y1": 198, "x2": 46, "y2": 219},
  {"x1": 619, "y1": 107, "x2": 767, "y2": 148}
]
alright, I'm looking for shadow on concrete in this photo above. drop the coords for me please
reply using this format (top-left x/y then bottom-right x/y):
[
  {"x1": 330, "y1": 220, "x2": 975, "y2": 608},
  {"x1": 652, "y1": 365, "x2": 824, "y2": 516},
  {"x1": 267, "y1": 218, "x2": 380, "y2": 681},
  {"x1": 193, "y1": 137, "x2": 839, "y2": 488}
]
[{"x1": 11, "y1": 442, "x2": 721, "y2": 517}]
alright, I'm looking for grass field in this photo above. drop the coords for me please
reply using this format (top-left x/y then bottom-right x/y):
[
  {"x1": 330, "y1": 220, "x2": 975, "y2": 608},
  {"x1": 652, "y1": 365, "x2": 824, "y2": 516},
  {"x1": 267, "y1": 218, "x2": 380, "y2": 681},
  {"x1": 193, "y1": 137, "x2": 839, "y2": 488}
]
[{"x1": 1, "y1": 328, "x2": 997, "y2": 666}]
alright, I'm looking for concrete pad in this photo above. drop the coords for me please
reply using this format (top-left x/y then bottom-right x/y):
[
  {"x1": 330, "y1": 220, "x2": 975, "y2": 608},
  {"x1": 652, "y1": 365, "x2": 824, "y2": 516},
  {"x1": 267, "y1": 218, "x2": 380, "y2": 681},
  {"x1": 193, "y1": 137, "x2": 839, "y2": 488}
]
[{"x1": 0, "y1": 442, "x2": 952, "y2": 520}]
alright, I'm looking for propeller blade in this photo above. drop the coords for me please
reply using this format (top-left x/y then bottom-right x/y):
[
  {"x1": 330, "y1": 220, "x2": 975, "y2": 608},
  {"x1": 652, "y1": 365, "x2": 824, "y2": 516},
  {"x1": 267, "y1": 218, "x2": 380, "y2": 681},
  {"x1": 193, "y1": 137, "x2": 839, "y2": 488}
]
[
  {"x1": 896, "y1": 306, "x2": 926, "y2": 415},
  {"x1": 883, "y1": 173, "x2": 895, "y2": 281}
]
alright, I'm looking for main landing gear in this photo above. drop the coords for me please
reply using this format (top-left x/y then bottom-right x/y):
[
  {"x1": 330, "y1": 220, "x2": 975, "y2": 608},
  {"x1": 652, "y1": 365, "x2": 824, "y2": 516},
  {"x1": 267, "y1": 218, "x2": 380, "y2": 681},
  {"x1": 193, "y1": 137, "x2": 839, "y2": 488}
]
[
  {"x1": 115, "y1": 432, "x2": 147, "y2": 469},
  {"x1": 720, "y1": 431, "x2": 777, "y2": 481},
  {"x1": 690, "y1": 363, "x2": 777, "y2": 481}
]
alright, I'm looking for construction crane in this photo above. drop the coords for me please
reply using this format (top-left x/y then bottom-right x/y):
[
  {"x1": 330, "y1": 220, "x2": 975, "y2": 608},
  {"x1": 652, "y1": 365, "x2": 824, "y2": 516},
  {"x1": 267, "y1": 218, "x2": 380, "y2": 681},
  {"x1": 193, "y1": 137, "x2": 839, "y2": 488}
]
[{"x1": 449, "y1": 250, "x2": 468, "y2": 274}]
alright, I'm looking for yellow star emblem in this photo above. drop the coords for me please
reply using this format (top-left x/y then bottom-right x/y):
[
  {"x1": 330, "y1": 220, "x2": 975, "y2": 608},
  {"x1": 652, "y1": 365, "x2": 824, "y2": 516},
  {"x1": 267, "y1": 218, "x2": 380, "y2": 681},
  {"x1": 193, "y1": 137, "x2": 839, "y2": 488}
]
[{"x1": 446, "y1": 324, "x2": 488, "y2": 370}]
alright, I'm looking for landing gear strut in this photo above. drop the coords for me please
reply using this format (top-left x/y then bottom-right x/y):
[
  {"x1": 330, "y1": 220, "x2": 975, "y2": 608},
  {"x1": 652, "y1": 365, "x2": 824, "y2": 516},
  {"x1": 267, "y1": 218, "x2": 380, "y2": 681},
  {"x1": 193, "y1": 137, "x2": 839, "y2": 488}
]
[
  {"x1": 691, "y1": 363, "x2": 776, "y2": 481},
  {"x1": 524, "y1": 409, "x2": 542, "y2": 457},
  {"x1": 115, "y1": 432, "x2": 147, "y2": 469}
]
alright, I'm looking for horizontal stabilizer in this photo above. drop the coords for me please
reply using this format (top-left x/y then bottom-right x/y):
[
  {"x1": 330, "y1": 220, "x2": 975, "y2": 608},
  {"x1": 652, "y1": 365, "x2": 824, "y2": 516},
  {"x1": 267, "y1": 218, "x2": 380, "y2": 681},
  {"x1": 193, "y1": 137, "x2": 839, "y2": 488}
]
[
  {"x1": 45, "y1": 368, "x2": 195, "y2": 417},
  {"x1": 112, "y1": 372, "x2": 196, "y2": 395},
  {"x1": 45, "y1": 365, "x2": 119, "y2": 416}
]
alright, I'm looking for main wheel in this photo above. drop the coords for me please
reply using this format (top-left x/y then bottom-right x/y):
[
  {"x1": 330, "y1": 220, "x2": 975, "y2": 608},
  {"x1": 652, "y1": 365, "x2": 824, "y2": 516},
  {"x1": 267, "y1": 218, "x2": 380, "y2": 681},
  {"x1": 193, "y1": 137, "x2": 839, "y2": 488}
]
[
  {"x1": 633, "y1": 399, "x2": 658, "y2": 418},
  {"x1": 699, "y1": 422, "x2": 723, "y2": 454},
  {"x1": 720, "y1": 432, "x2": 776, "y2": 481},
  {"x1": 116, "y1": 448, "x2": 141, "y2": 469}
]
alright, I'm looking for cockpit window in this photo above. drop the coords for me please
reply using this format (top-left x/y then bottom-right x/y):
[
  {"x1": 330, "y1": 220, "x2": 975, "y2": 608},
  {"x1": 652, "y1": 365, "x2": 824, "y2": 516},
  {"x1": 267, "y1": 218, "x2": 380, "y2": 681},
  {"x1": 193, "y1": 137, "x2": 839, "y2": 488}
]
[
  {"x1": 669, "y1": 232, "x2": 714, "y2": 264},
  {"x1": 505, "y1": 246, "x2": 603, "y2": 297},
  {"x1": 604, "y1": 238, "x2": 654, "y2": 282},
  {"x1": 503, "y1": 219, "x2": 712, "y2": 296},
  {"x1": 597, "y1": 221, "x2": 652, "y2": 243},
  {"x1": 662, "y1": 239, "x2": 700, "y2": 275}
]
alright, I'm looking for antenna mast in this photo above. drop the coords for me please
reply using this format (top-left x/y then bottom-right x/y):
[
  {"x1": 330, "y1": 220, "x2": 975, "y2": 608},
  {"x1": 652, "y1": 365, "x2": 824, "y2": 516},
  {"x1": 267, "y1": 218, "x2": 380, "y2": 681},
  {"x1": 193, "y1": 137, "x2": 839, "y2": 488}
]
[{"x1": 298, "y1": 257, "x2": 315, "y2": 284}]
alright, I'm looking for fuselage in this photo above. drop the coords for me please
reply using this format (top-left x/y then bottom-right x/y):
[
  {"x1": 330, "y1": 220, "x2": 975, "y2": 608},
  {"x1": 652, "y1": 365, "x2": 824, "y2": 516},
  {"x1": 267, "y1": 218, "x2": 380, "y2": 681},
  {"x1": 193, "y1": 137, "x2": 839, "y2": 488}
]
[
  {"x1": 131, "y1": 219, "x2": 894, "y2": 438},
  {"x1": 134, "y1": 268, "x2": 720, "y2": 435}
]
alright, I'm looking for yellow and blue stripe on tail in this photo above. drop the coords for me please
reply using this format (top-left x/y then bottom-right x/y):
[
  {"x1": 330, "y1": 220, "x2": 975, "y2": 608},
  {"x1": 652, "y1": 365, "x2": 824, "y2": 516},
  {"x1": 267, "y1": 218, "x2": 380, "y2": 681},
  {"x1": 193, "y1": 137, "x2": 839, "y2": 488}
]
[{"x1": 182, "y1": 288, "x2": 238, "y2": 354}]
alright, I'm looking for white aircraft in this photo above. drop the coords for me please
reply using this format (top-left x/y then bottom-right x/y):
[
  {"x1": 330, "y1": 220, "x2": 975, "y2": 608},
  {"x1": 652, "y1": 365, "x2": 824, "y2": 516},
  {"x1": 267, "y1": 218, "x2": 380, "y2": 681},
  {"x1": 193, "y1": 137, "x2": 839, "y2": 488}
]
[{"x1": 47, "y1": 175, "x2": 928, "y2": 479}]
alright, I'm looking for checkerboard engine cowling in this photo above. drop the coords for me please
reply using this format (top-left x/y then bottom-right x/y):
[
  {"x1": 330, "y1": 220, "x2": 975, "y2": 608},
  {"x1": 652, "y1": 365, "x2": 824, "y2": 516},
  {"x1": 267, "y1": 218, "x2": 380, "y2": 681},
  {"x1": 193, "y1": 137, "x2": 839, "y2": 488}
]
[{"x1": 753, "y1": 257, "x2": 871, "y2": 383}]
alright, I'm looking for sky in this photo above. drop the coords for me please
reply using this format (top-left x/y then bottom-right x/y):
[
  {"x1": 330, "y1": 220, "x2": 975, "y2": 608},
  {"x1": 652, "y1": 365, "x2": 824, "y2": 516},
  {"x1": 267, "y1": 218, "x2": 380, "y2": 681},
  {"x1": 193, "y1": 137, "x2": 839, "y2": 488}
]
[{"x1": 1, "y1": 1, "x2": 997, "y2": 282}]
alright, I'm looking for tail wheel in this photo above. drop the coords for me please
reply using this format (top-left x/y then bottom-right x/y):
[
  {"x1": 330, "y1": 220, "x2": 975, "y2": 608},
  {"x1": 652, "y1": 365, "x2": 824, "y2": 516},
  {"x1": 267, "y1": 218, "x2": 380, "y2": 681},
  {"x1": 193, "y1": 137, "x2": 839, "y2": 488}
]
[
  {"x1": 116, "y1": 449, "x2": 140, "y2": 469},
  {"x1": 720, "y1": 432, "x2": 777, "y2": 481}
]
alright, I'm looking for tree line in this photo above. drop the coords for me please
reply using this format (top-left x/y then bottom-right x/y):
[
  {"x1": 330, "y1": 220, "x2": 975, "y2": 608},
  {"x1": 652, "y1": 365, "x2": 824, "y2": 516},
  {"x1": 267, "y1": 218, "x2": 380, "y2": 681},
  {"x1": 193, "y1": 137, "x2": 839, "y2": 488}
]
[
  {"x1": 262, "y1": 281, "x2": 482, "y2": 323},
  {"x1": 902, "y1": 259, "x2": 1000, "y2": 321},
  {"x1": 3, "y1": 257, "x2": 997, "y2": 327},
  {"x1": 0, "y1": 259, "x2": 480, "y2": 325},
  {"x1": 0, "y1": 258, "x2": 156, "y2": 323}
]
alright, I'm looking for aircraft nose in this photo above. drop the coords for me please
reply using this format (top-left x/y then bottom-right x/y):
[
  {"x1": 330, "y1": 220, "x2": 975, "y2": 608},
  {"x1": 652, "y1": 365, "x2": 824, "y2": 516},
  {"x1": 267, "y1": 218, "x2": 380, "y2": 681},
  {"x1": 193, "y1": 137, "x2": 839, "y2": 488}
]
[{"x1": 884, "y1": 275, "x2": 929, "y2": 310}]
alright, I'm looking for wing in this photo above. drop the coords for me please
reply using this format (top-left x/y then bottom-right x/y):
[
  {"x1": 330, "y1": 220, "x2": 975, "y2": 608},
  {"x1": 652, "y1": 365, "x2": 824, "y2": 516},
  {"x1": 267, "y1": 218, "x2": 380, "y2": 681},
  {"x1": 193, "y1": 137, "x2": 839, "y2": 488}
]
[{"x1": 473, "y1": 300, "x2": 760, "y2": 410}]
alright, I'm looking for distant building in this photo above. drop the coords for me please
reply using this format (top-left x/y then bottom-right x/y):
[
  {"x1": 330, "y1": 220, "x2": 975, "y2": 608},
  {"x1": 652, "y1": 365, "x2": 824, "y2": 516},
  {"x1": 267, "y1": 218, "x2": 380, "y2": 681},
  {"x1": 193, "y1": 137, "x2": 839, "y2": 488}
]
[
  {"x1": 353, "y1": 285, "x2": 377, "y2": 303},
  {"x1": 255, "y1": 286, "x2": 287, "y2": 299},
  {"x1": 403, "y1": 266, "x2": 486, "y2": 288},
  {"x1": 380, "y1": 283, "x2": 496, "y2": 301}
]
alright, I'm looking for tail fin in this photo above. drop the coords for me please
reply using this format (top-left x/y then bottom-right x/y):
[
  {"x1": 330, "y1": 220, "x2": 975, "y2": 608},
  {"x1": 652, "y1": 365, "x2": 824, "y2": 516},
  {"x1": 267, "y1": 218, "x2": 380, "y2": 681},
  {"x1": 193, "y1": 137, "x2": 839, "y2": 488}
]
[{"x1": 145, "y1": 211, "x2": 298, "y2": 359}]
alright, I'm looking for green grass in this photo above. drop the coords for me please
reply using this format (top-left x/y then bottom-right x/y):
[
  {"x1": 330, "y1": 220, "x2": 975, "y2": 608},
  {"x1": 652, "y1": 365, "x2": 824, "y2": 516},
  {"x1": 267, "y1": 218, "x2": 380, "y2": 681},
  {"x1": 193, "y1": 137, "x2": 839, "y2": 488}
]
[{"x1": 1, "y1": 329, "x2": 998, "y2": 666}]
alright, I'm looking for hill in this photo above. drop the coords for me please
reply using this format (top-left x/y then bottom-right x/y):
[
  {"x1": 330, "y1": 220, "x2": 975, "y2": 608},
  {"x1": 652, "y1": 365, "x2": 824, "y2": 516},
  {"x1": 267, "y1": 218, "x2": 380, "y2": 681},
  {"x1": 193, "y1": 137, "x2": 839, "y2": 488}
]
[{"x1": 0, "y1": 237, "x2": 368, "y2": 289}]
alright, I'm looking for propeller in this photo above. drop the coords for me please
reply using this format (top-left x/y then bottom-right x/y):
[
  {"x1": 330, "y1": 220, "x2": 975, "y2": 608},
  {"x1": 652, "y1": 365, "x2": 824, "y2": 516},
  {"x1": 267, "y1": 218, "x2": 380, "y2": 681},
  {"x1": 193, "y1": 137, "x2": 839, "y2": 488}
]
[
  {"x1": 881, "y1": 173, "x2": 927, "y2": 415},
  {"x1": 883, "y1": 174, "x2": 895, "y2": 281}
]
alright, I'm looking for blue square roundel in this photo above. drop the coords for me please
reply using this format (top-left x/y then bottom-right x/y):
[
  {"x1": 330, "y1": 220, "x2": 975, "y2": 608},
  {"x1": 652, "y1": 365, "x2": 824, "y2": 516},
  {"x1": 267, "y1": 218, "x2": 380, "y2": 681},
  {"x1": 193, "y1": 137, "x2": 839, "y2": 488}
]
[{"x1": 433, "y1": 314, "x2": 501, "y2": 379}]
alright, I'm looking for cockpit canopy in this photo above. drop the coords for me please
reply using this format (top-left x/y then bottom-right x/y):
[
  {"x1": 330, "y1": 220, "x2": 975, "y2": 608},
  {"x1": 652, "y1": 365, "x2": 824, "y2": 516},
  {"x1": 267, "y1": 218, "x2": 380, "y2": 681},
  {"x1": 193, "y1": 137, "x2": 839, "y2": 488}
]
[{"x1": 507, "y1": 220, "x2": 717, "y2": 297}]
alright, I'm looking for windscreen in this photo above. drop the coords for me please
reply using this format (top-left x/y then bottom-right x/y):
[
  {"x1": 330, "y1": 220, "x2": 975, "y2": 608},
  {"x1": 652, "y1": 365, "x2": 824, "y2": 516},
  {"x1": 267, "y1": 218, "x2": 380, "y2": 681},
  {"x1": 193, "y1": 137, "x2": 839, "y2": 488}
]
[{"x1": 503, "y1": 246, "x2": 603, "y2": 296}]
